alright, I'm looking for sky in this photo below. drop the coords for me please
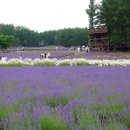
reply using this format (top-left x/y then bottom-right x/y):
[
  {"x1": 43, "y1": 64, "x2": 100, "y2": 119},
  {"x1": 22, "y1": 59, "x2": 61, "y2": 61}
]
[{"x1": 0, "y1": 0, "x2": 101, "y2": 32}]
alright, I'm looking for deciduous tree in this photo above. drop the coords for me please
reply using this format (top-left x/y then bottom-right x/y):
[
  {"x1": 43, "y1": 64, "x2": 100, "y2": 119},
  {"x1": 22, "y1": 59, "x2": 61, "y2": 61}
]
[{"x1": 0, "y1": 35, "x2": 15, "y2": 50}]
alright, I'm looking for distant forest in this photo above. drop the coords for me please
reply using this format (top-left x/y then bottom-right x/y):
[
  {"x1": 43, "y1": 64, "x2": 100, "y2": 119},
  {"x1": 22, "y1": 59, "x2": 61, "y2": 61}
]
[{"x1": 0, "y1": 23, "x2": 89, "y2": 49}]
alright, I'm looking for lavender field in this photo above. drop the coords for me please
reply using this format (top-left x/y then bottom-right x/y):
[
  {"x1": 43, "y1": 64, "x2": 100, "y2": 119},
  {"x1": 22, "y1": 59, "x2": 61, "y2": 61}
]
[
  {"x1": 0, "y1": 51, "x2": 74, "y2": 59},
  {"x1": 0, "y1": 51, "x2": 130, "y2": 60},
  {"x1": 67, "y1": 52, "x2": 130, "y2": 60},
  {"x1": 0, "y1": 66, "x2": 130, "y2": 130}
]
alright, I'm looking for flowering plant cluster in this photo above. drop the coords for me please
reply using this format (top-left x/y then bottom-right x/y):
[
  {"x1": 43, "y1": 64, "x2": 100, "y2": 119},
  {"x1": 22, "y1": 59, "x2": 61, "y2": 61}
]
[
  {"x1": 0, "y1": 66, "x2": 130, "y2": 129},
  {"x1": 0, "y1": 58, "x2": 130, "y2": 66}
]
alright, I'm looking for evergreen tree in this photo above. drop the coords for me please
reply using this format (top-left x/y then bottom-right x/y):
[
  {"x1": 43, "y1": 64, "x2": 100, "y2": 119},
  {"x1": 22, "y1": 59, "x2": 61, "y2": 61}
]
[
  {"x1": 98, "y1": 0, "x2": 130, "y2": 50},
  {"x1": 86, "y1": 0, "x2": 98, "y2": 28}
]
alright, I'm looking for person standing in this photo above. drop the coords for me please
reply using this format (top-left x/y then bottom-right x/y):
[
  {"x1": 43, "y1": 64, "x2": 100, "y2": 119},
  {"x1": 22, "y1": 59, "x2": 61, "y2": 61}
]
[
  {"x1": 44, "y1": 53, "x2": 47, "y2": 58},
  {"x1": 85, "y1": 46, "x2": 90, "y2": 53},
  {"x1": 19, "y1": 55, "x2": 23, "y2": 60},
  {"x1": 40, "y1": 52, "x2": 45, "y2": 58},
  {"x1": 22, "y1": 47, "x2": 24, "y2": 51},
  {"x1": 77, "y1": 47, "x2": 80, "y2": 52},
  {"x1": 47, "y1": 52, "x2": 51, "y2": 58}
]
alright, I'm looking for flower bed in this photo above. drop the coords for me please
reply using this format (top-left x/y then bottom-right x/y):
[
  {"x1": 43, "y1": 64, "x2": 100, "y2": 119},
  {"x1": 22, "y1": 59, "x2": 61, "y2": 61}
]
[
  {"x1": 0, "y1": 58, "x2": 130, "y2": 66},
  {"x1": 0, "y1": 66, "x2": 130, "y2": 129}
]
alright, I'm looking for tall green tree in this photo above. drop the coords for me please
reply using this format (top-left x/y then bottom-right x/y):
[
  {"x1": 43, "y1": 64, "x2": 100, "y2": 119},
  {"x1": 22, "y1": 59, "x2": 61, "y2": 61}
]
[{"x1": 86, "y1": 0, "x2": 98, "y2": 28}]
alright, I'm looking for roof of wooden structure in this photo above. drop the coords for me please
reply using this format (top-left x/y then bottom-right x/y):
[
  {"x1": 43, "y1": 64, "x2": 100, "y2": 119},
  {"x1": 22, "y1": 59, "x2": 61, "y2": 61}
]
[{"x1": 89, "y1": 26, "x2": 108, "y2": 34}]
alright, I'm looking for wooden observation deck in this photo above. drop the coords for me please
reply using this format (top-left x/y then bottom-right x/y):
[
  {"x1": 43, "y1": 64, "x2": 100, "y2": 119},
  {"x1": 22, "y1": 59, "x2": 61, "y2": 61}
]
[{"x1": 89, "y1": 26, "x2": 109, "y2": 51}]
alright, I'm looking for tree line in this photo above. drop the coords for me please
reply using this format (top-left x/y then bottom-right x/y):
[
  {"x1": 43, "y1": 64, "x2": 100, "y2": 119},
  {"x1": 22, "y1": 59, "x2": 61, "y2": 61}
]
[
  {"x1": 86, "y1": 0, "x2": 130, "y2": 50},
  {"x1": 0, "y1": 23, "x2": 89, "y2": 50}
]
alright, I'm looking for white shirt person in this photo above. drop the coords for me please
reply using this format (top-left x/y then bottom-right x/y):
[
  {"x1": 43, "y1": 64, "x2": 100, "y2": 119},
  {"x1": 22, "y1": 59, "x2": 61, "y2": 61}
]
[{"x1": 46, "y1": 52, "x2": 51, "y2": 58}]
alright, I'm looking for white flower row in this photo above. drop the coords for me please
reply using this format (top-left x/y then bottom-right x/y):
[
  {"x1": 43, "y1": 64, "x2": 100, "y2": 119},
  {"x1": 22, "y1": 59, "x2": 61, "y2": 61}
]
[{"x1": 0, "y1": 58, "x2": 130, "y2": 66}]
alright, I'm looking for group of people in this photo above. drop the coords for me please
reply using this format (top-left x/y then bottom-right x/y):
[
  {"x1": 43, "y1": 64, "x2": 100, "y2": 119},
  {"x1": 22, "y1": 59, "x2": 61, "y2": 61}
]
[
  {"x1": 77, "y1": 46, "x2": 90, "y2": 53},
  {"x1": 18, "y1": 52, "x2": 51, "y2": 60},
  {"x1": 16, "y1": 47, "x2": 24, "y2": 52},
  {"x1": 0, "y1": 52, "x2": 51, "y2": 61},
  {"x1": 40, "y1": 52, "x2": 51, "y2": 59}
]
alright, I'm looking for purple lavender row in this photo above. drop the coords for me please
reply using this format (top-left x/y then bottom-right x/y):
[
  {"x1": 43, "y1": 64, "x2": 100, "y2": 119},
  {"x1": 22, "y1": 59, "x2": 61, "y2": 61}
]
[
  {"x1": 0, "y1": 51, "x2": 74, "y2": 59},
  {"x1": 0, "y1": 66, "x2": 130, "y2": 129}
]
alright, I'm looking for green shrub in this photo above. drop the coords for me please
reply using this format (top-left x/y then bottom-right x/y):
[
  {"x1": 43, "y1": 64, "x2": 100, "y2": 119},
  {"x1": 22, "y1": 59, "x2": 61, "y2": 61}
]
[{"x1": 39, "y1": 114, "x2": 68, "y2": 130}]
